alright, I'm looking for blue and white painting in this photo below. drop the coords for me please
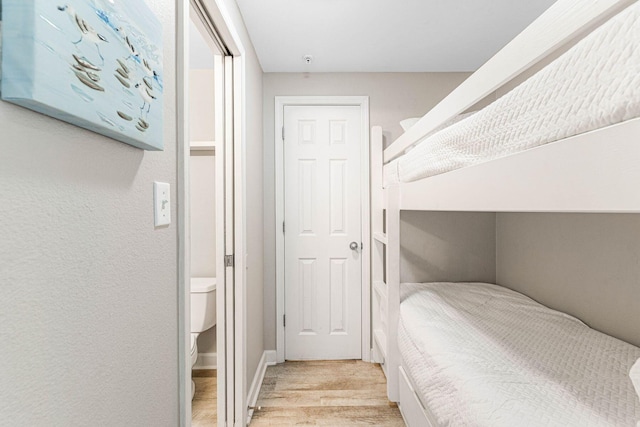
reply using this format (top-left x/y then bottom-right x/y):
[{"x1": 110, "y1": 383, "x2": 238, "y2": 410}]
[{"x1": 1, "y1": 0, "x2": 164, "y2": 151}]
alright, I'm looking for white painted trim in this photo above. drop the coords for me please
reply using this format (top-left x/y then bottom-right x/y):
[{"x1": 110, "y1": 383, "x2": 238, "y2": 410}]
[
  {"x1": 223, "y1": 56, "x2": 236, "y2": 427},
  {"x1": 176, "y1": 1, "x2": 191, "y2": 425},
  {"x1": 373, "y1": 232, "x2": 388, "y2": 245},
  {"x1": 212, "y1": 53, "x2": 227, "y2": 427},
  {"x1": 370, "y1": 126, "x2": 386, "y2": 367},
  {"x1": 385, "y1": 185, "x2": 401, "y2": 402},
  {"x1": 389, "y1": 118, "x2": 640, "y2": 213},
  {"x1": 383, "y1": 0, "x2": 636, "y2": 162},
  {"x1": 274, "y1": 96, "x2": 371, "y2": 364},
  {"x1": 264, "y1": 350, "x2": 277, "y2": 366},
  {"x1": 275, "y1": 97, "x2": 285, "y2": 364},
  {"x1": 245, "y1": 351, "x2": 271, "y2": 424},
  {"x1": 360, "y1": 100, "x2": 371, "y2": 362},
  {"x1": 194, "y1": 353, "x2": 218, "y2": 370},
  {"x1": 190, "y1": 140, "x2": 217, "y2": 151},
  {"x1": 359, "y1": 100, "x2": 372, "y2": 363},
  {"x1": 233, "y1": 53, "x2": 247, "y2": 427}
]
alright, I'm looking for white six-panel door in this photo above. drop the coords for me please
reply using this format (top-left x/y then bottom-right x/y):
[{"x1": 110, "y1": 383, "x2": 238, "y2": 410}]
[{"x1": 284, "y1": 105, "x2": 362, "y2": 360}]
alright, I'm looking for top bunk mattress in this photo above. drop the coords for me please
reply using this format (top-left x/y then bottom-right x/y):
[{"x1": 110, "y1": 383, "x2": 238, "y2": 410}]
[
  {"x1": 398, "y1": 282, "x2": 640, "y2": 427},
  {"x1": 385, "y1": 3, "x2": 640, "y2": 186}
]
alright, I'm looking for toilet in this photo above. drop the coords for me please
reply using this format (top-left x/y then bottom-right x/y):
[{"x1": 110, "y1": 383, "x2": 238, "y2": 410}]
[{"x1": 190, "y1": 277, "x2": 217, "y2": 399}]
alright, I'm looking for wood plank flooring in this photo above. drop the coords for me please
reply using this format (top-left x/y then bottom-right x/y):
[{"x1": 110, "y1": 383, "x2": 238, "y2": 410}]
[
  {"x1": 192, "y1": 370, "x2": 217, "y2": 427},
  {"x1": 250, "y1": 360, "x2": 404, "y2": 426}
]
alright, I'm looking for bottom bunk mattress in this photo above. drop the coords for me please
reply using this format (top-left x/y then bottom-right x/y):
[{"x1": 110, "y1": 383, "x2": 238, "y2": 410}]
[{"x1": 398, "y1": 282, "x2": 640, "y2": 426}]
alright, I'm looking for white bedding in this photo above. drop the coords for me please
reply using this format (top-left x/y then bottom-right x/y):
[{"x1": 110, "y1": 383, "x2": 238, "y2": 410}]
[
  {"x1": 385, "y1": 3, "x2": 640, "y2": 186},
  {"x1": 398, "y1": 282, "x2": 640, "y2": 427},
  {"x1": 632, "y1": 359, "x2": 640, "y2": 402}
]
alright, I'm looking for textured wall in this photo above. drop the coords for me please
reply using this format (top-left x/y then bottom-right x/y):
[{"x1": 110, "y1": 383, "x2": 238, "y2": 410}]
[
  {"x1": 190, "y1": 152, "x2": 216, "y2": 279},
  {"x1": 0, "y1": 0, "x2": 178, "y2": 425},
  {"x1": 238, "y1": 15, "x2": 265, "y2": 401},
  {"x1": 189, "y1": 69, "x2": 216, "y2": 142},
  {"x1": 244, "y1": 49, "x2": 265, "y2": 393},
  {"x1": 497, "y1": 213, "x2": 640, "y2": 347},
  {"x1": 400, "y1": 211, "x2": 496, "y2": 284},
  {"x1": 262, "y1": 72, "x2": 470, "y2": 350},
  {"x1": 190, "y1": 151, "x2": 217, "y2": 355},
  {"x1": 189, "y1": 69, "x2": 216, "y2": 283}
]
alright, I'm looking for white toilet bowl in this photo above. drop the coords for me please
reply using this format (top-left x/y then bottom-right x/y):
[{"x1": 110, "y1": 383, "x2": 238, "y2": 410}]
[
  {"x1": 190, "y1": 333, "x2": 199, "y2": 398},
  {"x1": 191, "y1": 278, "x2": 217, "y2": 333},
  {"x1": 190, "y1": 333, "x2": 199, "y2": 367},
  {"x1": 190, "y1": 277, "x2": 216, "y2": 400}
]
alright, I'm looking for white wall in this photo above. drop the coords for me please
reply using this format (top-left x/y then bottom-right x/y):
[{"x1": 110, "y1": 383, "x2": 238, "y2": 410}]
[
  {"x1": 189, "y1": 69, "x2": 216, "y2": 142},
  {"x1": 497, "y1": 213, "x2": 640, "y2": 347},
  {"x1": 0, "y1": 1, "x2": 179, "y2": 425},
  {"x1": 190, "y1": 151, "x2": 217, "y2": 354},
  {"x1": 400, "y1": 211, "x2": 496, "y2": 284},
  {"x1": 190, "y1": 19, "x2": 215, "y2": 70},
  {"x1": 262, "y1": 72, "x2": 470, "y2": 350},
  {"x1": 190, "y1": 153, "x2": 216, "y2": 278},
  {"x1": 190, "y1": 69, "x2": 216, "y2": 280}
]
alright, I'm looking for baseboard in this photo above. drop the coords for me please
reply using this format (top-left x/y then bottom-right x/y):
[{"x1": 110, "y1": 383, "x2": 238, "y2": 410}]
[
  {"x1": 265, "y1": 350, "x2": 277, "y2": 366},
  {"x1": 247, "y1": 351, "x2": 274, "y2": 424},
  {"x1": 193, "y1": 352, "x2": 217, "y2": 370},
  {"x1": 362, "y1": 347, "x2": 372, "y2": 363}
]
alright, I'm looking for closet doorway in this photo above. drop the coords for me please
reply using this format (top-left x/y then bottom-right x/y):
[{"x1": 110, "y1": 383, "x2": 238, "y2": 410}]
[
  {"x1": 275, "y1": 97, "x2": 371, "y2": 362},
  {"x1": 178, "y1": 1, "x2": 243, "y2": 425}
]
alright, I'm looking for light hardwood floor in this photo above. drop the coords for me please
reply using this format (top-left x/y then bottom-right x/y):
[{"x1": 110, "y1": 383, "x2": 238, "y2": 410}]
[
  {"x1": 192, "y1": 370, "x2": 217, "y2": 427},
  {"x1": 250, "y1": 360, "x2": 404, "y2": 426}
]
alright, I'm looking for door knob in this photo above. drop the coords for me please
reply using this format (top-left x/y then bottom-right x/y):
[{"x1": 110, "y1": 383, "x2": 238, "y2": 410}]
[{"x1": 350, "y1": 241, "x2": 359, "y2": 251}]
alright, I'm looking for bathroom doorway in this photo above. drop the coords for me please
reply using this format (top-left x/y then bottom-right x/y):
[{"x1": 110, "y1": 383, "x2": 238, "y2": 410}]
[
  {"x1": 188, "y1": 8, "x2": 224, "y2": 426},
  {"x1": 178, "y1": 1, "x2": 241, "y2": 425}
]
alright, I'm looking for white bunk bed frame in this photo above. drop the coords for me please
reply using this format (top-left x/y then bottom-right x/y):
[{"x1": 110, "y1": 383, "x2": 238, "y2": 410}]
[{"x1": 370, "y1": 1, "x2": 640, "y2": 425}]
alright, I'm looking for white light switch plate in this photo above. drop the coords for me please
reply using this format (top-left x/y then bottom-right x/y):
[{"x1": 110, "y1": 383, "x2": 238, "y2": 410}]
[{"x1": 154, "y1": 182, "x2": 171, "y2": 227}]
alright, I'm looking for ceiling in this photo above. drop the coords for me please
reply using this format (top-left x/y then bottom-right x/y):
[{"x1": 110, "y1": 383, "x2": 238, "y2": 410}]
[{"x1": 235, "y1": 0, "x2": 557, "y2": 72}]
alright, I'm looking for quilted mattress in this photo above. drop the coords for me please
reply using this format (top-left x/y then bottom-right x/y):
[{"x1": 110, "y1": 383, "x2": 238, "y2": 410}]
[
  {"x1": 385, "y1": 3, "x2": 640, "y2": 185},
  {"x1": 398, "y1": 282, "x2": 640, "y2": 426}
]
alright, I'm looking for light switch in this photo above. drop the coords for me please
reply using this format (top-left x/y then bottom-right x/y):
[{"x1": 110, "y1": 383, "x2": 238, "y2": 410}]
[{"x1": 154, "y1": 182, "x2": 171, "y2": 227}]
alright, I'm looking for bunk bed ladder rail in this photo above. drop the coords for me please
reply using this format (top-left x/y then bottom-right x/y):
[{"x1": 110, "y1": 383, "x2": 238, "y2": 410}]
[
  {"x1": 371, "y1": 126, "x2": 402, "y2": 402},
  {"x1": 385, "y1": 184, "x2": 401, "y2": 403},
  {"x1": 371, "y1": 126, "x2": 388, "y2": 369}
]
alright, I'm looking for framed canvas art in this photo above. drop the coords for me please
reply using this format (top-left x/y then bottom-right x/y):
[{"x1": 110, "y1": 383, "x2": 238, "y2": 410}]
[{"x1": 1, "y1": 0, "x2": 164, "y2": 151}]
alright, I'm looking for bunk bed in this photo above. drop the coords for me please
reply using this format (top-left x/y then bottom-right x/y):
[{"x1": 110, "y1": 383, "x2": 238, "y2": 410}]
[{"x1": 370, "y1": 1, "x2": 640, "y2": 425}]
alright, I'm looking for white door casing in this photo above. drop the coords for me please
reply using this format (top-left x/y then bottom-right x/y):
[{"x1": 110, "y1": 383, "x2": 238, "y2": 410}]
[{"x1": 284, "y1": 105, "x2": 363, "y2": 360}]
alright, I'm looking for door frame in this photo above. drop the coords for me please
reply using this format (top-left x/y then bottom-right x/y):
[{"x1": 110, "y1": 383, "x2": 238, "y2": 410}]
[
  {"x1": 177, "y1": 0, "x2": 248, "y2": 425},
  {"x1": 274, "y1": 96, "x2": 371, "y2": 364}
]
